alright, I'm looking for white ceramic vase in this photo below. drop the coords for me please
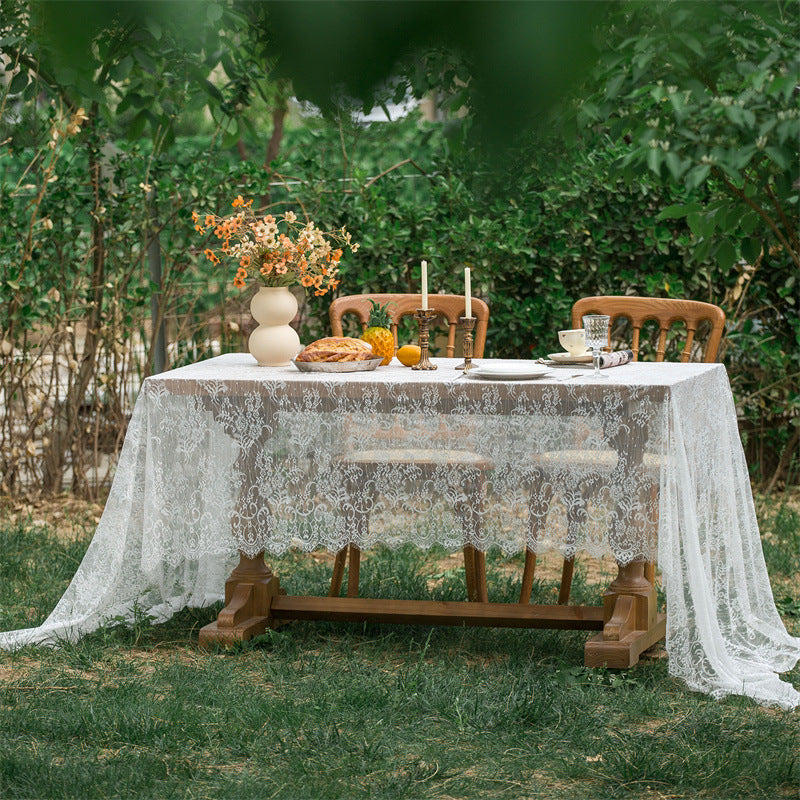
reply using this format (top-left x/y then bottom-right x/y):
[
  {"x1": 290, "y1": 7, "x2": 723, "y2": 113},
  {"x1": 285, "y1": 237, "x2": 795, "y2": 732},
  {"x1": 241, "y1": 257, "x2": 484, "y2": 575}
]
[{"x1": 248, "y1": 286, "x2": 301, "y2": 367}]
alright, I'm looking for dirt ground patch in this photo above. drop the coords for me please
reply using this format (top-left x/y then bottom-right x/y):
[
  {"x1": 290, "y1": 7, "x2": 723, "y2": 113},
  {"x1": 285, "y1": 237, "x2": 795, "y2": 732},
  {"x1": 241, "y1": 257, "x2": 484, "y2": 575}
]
[{"x1": 0, "y1": 494, "x2": 103, "y2": 542}]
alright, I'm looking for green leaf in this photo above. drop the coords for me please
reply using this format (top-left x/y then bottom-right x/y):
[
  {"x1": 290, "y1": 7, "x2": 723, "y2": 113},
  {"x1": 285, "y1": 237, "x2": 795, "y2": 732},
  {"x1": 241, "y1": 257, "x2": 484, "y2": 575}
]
[
  {"x1": 657, "y1": 203, "x2": 702, "y2": 220},
  {"x1": 700, "y1": 211, "x2": 717, "y2": 239},
  {"x1": 739, "y1": 212, "x2": 761, "y2": 235},
  {"x1": 204, "y1": 80, "x2": 223, "y2": 101},
  {"x1": 687, "y1": 212, "x2": 703, "y2": 236},
  {"x1": 742, "y1": 237, "x2": 762, "y2": 264},
  {"x1": 682, "y1": 34, "x2": 705, "y2": 57},
  {"x1": 8, "y1": 71, "x2": 28, "y2": 94},
  {"x1": 221, "y1": 126, "x2": 240, "y2": 150},
  {"x1": 685, "y1": 164, "x2": 711, "y2": 191},
  {"x1": 733, "y1": 145, "x2": 757, "y2": 169},
  {"x1": 758, "y1": 117, "x2": 778, "y2": 136},
  {"x1": 110, "y1": 55, "x2": 134, "y2": 82},
  {"x1": 665, "y1": 152, "x2": 688, "y2": 180},
  {"x1": 646, "y1": 148, "x2": 663, "y2": 176},
  {"x1": 724, "y1": 106, "x2": 744, "y2": 125},
  {"x1": 693, "y1": 238, "x2": 713, "y2": 263},
  {"x1": 718, "y1": 160, "x2": 743, "y2": 186},
  {"x1": 127, "y1": 110, "x2": 148, "y2": 140},
  {"x1": 133, "y1": 48, "x2": 157, "y2": 76},
  {"x1": 128, "y1": 92, "x2": 146, "y2": 108},
  {"x1": 716, "y1": 240, "x2": 736, "y2": 270},
  {"x1": 145, "y1": 16, "x2": 162, "y2": 41},
  {"x1": 605, "y1": 73, "x2": 625, "y2": 100},
  {"x1": 207, "y1": 3, "x2": 224, "y2": 22},
  {"x1": 765, "y1": 146, "x2": 789, "y2": 170}
]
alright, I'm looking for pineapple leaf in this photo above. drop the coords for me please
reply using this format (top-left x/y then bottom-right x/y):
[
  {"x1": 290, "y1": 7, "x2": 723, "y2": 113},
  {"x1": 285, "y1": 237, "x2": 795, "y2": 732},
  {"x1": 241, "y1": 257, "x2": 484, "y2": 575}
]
[{"x1": 367, "y1": 299, "x2": 393, "y2": 329}]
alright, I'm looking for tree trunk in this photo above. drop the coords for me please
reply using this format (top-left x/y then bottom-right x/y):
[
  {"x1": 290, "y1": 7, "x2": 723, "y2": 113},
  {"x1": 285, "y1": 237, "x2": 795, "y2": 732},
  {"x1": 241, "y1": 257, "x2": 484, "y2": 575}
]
[
  {"x1": 259, "y1": 99, "x2": 288, "y2": 208},
  {"x1": 42, "y1": 127, "x2": 106, "y2": 495}
]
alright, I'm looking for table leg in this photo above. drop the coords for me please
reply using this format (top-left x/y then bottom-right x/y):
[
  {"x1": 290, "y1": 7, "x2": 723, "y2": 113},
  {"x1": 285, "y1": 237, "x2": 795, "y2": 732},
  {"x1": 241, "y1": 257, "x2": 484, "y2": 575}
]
[
  {"x1": 584, "y1": 560, "x2": 666, "y2": 668},
  {"x1": 346, "y1": 544, "x2": 361, "y2": 597},
  {"x1": 199, "y1": 551, "x2": 284, "y2": 647},
  {"x1": 329, "y1": 548, "x2": 348, "y2": 597}
]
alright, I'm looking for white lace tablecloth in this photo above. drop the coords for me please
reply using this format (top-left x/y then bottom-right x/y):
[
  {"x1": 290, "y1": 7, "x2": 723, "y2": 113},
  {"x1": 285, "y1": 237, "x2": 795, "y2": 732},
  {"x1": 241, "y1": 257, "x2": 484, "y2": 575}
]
[{"x1": 2, "y1": 354, "x2": 798, "y2": 709}]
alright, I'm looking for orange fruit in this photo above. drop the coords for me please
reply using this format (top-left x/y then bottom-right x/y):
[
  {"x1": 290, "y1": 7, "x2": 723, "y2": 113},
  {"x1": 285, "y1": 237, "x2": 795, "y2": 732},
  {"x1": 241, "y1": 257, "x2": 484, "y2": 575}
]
[{"x1": 396, "y1": 344, "x2": 421, "y2": 367}]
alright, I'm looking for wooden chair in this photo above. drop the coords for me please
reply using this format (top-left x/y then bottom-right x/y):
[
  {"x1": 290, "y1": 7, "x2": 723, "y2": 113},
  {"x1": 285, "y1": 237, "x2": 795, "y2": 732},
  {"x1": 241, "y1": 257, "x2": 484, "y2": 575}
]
[
  {"x1": 330, "y1": 293, "x2": 489, "y2": 358},
  {"x1": 518, "y1": 295, "x2": 726, "y2": 606},
  {"x1": 328, "y1": 293, "x2": 492, "y2": 603},
  {"x1": 573, "y1": 296, "x2": 725, "y2": 364}
]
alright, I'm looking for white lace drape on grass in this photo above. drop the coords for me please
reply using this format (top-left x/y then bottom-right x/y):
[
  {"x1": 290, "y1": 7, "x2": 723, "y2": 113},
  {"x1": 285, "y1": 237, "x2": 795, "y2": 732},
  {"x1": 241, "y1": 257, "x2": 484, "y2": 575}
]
[{"x1": 1, "y1": 354, "x2": 797, "y2": 709}]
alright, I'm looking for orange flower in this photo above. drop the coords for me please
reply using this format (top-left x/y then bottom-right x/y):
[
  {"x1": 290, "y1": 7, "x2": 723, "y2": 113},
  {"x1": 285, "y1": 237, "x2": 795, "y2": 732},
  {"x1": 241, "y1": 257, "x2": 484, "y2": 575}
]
[{"x1": 194, "y1": 201, "x2": 358, "y2": 294}]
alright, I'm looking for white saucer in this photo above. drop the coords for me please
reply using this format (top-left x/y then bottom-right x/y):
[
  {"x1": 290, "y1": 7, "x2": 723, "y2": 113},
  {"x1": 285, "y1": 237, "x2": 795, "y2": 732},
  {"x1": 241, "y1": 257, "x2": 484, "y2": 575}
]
[
  {"x1": 467, "y1": 364, "x2": 552, "y2": 380},
  {"x1": 547, "y1": 352, "x2": 592, "y2": 364}
]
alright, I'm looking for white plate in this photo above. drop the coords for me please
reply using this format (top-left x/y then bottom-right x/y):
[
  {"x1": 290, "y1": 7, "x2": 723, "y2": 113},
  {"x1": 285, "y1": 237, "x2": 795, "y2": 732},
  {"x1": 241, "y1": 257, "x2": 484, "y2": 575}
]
[
  {"x1": 547, "y1": 352, "x2": 593, "y2": 364},
  {"x1": 467, "y1": 364, "x2": 552, "y2": 380},
  {"x1": 292, "y1": 357, "x2": 383, "y2": 373}
]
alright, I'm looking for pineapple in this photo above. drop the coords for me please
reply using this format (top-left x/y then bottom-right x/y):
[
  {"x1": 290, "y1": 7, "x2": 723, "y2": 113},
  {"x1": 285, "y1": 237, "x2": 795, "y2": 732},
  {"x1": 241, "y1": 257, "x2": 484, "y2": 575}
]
[{"x1": 360, "y1": 300, "x2": 395, "y2": 365}]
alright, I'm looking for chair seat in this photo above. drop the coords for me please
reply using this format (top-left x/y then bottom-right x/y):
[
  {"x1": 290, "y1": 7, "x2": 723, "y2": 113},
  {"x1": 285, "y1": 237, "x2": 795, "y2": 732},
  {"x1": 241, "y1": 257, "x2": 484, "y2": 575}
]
[
  {"x1": 340, "y1": 448, "x2": 494, "y2": 469},
  {"x1": 529, "y1": 449, "x2": 662, "y2": 471}
]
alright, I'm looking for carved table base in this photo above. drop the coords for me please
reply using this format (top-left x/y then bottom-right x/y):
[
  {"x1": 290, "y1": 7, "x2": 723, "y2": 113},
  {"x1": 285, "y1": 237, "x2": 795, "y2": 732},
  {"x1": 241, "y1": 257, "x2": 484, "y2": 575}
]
[
  {"x1": 201, "y1": 554, "x2": 665, "y2": 668},
  {"x1": 199, "y1": 552, "x2": 285, "y2": 647},
  {"x1": 584, "y1": 560, "x2": 666, "y2": 668}
]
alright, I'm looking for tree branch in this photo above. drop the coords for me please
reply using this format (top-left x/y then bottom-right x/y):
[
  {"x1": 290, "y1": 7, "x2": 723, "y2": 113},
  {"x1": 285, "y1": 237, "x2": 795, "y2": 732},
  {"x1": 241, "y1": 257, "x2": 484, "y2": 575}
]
[
  {"x1": 714, "y1": 168, "x2": 800, "y2": 270},
  {"x1": 763, "y1": 180, "x2": 798, "y2": 250},
  {"x1": 364, "y1": 159, "x2": 437, "y2": 189}
]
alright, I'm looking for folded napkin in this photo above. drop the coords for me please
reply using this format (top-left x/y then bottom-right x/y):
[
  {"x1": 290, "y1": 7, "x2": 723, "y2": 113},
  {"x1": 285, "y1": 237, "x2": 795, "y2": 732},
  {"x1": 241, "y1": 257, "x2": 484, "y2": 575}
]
[{"x1": 598, "y1": 349, "x2": 634, "y2": 369}]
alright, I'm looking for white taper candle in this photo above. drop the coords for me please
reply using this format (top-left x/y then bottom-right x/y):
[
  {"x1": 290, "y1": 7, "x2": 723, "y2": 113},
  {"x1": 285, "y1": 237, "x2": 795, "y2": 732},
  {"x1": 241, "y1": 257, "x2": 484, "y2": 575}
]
[
  {"x1": 421, "y1": 260, "x2": 428, "y2": 310},
  {"x1": 464, "y1": 267, "x2": 472, "y2": 318}
]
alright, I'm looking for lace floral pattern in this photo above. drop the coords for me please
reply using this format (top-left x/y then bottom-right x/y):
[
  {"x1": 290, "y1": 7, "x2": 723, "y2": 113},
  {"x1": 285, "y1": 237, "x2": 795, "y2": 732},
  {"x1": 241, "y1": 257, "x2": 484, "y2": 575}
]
[
  {"x1": 1, "y1": 354, "x2": 797, "y2": 709},
  {"x1": 137, "y1": 356, "x2": 673, "y2": 563}
]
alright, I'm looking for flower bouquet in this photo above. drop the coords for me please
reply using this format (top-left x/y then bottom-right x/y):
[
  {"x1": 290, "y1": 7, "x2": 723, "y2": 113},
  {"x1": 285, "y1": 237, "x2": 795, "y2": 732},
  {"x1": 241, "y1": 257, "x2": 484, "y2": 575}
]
[
  {"x1": 193, "y1": 196, "x2": 359, "y2": 366},
  {"x1": 193, "y1": 195, "x2": 359, "y2": 296}
]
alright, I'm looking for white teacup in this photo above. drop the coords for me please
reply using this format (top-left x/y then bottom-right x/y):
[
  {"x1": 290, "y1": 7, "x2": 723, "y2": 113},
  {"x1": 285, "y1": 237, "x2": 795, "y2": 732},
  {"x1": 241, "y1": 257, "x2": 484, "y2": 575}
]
[{"x1": 558, "y1": 328, "x2": 587, "y2": 356}]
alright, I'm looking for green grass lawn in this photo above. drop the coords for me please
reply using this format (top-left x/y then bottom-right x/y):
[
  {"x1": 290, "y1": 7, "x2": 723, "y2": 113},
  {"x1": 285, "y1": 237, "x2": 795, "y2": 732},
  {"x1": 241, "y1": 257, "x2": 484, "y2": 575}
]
[{"x1": 0, "y1": 499, "x2": 798, "y2": 800}]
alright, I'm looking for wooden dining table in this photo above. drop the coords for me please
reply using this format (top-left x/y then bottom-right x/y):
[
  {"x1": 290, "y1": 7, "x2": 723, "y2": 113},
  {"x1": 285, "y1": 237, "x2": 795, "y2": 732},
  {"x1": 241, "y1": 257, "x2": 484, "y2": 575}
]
[
  {"x1": 2, "y1": 353, "x2": 798, "y2": 708},
  {"x1": 191, "y1": 357, "x2": 666, "y2": 670}
]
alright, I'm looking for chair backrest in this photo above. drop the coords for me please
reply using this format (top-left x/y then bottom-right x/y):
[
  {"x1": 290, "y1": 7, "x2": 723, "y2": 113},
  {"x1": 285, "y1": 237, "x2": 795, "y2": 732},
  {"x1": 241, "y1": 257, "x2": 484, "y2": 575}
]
[
  {"x1": 571, "y1": 295, "x2": 726, "y2": 363},
  {"x1": 330, "y1": 293, "x2": 490, "y2": 358}
]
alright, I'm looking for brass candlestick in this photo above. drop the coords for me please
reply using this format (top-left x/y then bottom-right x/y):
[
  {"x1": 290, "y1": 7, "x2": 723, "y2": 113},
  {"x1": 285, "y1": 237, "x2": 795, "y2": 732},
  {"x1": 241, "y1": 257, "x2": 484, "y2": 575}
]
[
  {"x1": 455, "y1": 316, "x2": 476, "y2": 371},
  {"x1": 412, "y1": 308, "x2": 438, "y2": 370}
]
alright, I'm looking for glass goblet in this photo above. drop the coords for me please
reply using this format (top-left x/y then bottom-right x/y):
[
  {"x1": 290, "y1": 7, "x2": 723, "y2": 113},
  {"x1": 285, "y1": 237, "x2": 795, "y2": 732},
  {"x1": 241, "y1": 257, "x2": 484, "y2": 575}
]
[{"x1": 582, "y1": 314, "x2": 610, "y2": 379}]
